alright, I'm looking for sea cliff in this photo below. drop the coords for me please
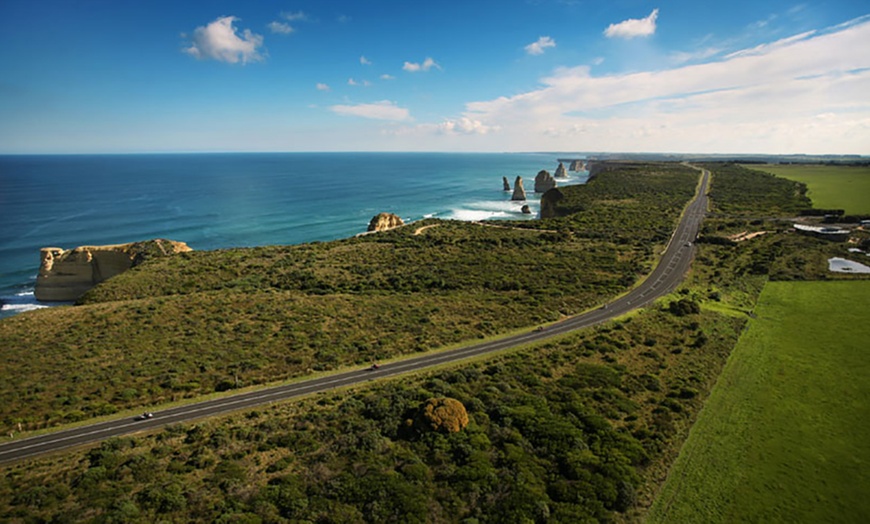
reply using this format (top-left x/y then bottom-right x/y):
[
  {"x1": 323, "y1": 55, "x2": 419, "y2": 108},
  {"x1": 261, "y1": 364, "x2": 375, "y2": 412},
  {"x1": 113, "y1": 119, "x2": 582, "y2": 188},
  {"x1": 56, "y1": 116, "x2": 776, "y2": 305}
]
[{"x1": 35, "y1": 239, "x2": 192, "y2": 301}]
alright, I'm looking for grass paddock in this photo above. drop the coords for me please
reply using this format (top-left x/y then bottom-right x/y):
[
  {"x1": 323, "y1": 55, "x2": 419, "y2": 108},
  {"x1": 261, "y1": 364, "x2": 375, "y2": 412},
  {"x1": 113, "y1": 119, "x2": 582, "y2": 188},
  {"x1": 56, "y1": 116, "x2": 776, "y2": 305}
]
[
  {"x1": 648, "y1": 280, "x2": 870, "y2": 523},
  {"x1": 752, "y1": 164, "x2": 870, "y2": 215}
]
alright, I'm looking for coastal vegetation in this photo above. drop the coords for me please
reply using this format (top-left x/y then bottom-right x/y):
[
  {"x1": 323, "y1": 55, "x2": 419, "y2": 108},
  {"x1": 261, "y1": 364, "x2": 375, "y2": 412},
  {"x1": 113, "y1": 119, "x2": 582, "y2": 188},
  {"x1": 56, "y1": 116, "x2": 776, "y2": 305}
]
[
  {"x1": 750, "y1": 163, "x2": 870, "y2": 215},
  {"x1": 0, "y1": 163, "x2": 698, "y2": 429},
  {"x1": 648, "y1": 280, "x2": 870, "y2": 523},
  {"x1": 1, "y1": 161, "x2": 867, "y2": 522}
]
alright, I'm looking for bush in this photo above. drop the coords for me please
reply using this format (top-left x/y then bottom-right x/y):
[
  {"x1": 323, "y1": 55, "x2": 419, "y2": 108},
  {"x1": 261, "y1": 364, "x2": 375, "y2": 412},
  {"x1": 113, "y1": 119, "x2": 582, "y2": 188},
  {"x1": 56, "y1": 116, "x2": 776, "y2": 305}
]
[{"x1": 417, "y1": 398, "x2": 469, "y2": 433}]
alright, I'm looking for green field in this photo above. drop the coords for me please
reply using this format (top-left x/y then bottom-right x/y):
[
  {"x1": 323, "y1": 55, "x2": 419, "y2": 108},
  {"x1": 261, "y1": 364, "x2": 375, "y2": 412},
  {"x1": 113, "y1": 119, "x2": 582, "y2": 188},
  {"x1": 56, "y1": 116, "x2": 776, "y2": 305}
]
[
  {"x1": 648, "y1": 280, "x2": 870, "y2": 523},
  {"x1": 752, "y1": 164, "x2": 870, "y2": 215}
]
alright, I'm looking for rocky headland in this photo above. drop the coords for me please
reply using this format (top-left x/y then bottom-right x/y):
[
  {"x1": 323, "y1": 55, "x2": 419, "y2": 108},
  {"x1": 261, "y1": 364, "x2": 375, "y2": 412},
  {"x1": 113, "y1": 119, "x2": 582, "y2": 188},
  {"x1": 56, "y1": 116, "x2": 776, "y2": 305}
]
[
  {"x1": 35, "y1": 239, "x2": 192, "y2": 302},
  {"x1": 367, "y1": 212, "x2": 405, "y2": 232}
]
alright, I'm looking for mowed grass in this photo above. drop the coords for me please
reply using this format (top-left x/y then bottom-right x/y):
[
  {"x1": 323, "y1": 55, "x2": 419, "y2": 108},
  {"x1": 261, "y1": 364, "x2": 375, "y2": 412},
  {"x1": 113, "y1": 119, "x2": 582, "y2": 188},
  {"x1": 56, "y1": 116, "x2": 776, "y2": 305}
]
[
  {"x1": 752, "y1": 164, "x2": 870, "y2": 214},
  {"x1": 648, "y1": 280, "x2": 870, "y2": 523}
]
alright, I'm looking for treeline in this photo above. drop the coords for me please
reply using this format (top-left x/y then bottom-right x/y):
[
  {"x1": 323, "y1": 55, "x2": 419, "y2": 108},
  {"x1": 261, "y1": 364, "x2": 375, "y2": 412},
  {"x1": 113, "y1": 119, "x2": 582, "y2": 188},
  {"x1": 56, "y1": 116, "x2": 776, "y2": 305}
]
[{"x1": 703, "y1": 162, "x2": 811, "y2": 215}]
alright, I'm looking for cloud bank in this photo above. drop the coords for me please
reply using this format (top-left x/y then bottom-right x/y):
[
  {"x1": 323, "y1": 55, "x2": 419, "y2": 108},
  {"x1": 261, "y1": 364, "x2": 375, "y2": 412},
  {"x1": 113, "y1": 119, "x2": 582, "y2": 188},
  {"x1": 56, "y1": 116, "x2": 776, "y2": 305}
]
[
  {"x1": 451, "y1": 17, "x2": 870, "y2": 153},
  {"x1": 185, "y1": 16, "x2": 264, "y2": 64}
]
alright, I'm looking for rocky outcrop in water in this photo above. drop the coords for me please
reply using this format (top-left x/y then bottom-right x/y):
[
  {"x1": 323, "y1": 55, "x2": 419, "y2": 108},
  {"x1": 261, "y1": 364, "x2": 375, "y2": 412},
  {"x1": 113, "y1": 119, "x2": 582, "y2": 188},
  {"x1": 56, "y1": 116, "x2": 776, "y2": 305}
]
[
  {"x1": 35, "y1": 239, "x2": 192, "y2": 302},
  {"x1": 367, "y1": 212, "x2": 405, "y2": 232},
  {"x1": 511, "y1": 176, "x2": 527, "y2": 201},
  {"x1": 502, "y1": 176, "x2": 511, "y2": 191},
  {"x1": 521, "y1": 205, "x2": 531, "y2": 214},
  {"x1": 569, "y1": 159, "x2": 584, "y2": 171},
  {"x1": 534, "y1": 170, "x2": 556, "y2": 193},
  {"x1": 554, "y1": 162, "x2": 568, "y2": 178}
]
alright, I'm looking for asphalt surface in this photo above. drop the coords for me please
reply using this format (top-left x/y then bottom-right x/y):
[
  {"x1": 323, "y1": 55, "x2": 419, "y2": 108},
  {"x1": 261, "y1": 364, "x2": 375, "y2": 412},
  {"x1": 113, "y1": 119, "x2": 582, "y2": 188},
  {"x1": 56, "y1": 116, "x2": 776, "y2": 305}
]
[{"x1": 0, "y1": 168, "x2": 710, "y2": 466}]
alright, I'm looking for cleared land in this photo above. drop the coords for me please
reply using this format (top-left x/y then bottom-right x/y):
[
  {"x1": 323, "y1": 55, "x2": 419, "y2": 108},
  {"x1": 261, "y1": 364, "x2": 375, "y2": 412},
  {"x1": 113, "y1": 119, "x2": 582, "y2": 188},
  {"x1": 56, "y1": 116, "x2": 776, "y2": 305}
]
[
  {"x1": 751, "y1": 164, "x2": 870, "y2": 215},
  {"x1": 648, "y1": 280, "x2": 870, "y2": 523}
]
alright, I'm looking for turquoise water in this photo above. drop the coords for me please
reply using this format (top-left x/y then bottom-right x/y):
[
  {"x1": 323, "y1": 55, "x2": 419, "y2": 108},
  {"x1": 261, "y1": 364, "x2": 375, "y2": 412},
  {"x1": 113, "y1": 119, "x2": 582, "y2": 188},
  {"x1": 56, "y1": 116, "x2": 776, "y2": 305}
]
[{"x1": 0, "y1": 152, "x2": 587, "y2": 316}]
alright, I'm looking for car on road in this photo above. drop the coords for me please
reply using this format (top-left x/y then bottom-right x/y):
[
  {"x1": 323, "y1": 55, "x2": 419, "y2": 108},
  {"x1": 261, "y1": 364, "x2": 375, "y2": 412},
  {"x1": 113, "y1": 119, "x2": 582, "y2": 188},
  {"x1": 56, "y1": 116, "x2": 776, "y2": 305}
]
[
  {"x1": 135, "y1": 412, "x2": 154, "y2": 421},
  {"x1": 369, "y1": 363, "x2": 381, "y2": 370}
]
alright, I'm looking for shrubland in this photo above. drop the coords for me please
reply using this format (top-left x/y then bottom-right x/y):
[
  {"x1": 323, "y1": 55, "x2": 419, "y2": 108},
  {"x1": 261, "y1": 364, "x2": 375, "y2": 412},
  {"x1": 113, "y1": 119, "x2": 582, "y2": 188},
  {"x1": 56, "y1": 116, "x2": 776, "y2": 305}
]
[
  {"x1": 1, "y1": 162, "x2": 866, "y2": 522},
  {"x1": 0, "y1": 163, "x2": 697, "y2": 429}
]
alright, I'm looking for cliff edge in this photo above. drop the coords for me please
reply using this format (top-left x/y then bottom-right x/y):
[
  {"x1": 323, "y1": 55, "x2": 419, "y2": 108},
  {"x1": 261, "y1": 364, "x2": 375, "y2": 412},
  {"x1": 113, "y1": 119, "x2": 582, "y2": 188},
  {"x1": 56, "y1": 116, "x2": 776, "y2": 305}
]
[{"x1": 35, "y1": 239, "x2": 192, "y2": 302}]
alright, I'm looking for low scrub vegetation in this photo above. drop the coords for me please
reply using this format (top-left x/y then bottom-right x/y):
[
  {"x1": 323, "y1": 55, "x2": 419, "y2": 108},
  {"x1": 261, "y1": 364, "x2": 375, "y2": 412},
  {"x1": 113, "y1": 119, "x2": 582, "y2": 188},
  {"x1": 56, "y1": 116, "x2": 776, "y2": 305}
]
[
  {"x1": 2, "y1": 162, "x2": 864, "y2": 522},
  {"x1": 0, "y1": 163, "x2": 698, "y2": 429}
]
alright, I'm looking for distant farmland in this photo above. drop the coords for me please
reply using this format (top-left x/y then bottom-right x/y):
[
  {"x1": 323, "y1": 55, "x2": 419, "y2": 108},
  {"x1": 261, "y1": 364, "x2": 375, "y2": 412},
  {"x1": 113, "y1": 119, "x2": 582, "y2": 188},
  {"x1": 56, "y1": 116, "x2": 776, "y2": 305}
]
[
  {"x1": 648, "y1": 280, "x2": 870, "y2": 523},
  {"x1": 751, "y1": 164, "x2": 870, "y2": 215}
]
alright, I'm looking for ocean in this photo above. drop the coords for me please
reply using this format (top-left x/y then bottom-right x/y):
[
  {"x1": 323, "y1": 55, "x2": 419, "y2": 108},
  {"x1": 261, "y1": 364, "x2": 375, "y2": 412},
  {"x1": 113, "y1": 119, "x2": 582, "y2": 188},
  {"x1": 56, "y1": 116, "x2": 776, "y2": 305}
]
[{"x1": 0, "y1": 152, "x2": 587, "y2": 318}]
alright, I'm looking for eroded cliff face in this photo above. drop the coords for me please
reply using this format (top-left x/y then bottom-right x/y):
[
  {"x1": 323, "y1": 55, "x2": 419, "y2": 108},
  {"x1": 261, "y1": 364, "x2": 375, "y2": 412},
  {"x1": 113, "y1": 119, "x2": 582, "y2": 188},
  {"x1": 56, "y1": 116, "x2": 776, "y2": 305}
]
[
  {"x1": 35, "y1": 239, "x2": 192, "y2": 302},
  {"x1": 367, "y1": 212, "x2": 405, "y2": 232},
  {"x1": 539, "y1": 188, "x2": 565, "y2": 219}
]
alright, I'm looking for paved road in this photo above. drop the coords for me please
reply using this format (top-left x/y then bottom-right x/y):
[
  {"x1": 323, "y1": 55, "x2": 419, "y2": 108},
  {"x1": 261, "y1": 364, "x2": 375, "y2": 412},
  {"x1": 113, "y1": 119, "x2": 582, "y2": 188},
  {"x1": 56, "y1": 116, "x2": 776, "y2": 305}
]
[{"x1": 0, "y1": 168, "x2": 710, "y2": 466}]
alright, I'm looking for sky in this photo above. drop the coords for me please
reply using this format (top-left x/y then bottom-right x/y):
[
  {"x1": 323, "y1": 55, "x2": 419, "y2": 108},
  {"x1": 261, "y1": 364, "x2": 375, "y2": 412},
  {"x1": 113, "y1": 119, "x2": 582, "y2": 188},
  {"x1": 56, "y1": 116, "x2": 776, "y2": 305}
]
[{"x1": 1, "y1": 0, "x2": 868, "y2": 154}]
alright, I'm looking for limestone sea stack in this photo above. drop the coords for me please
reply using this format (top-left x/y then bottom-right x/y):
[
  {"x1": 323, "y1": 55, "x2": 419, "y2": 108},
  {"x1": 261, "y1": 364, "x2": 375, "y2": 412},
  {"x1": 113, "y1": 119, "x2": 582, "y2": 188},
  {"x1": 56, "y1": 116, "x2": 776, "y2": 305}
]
[
  {"x1": 534, "y1": 170, "x2": 556, "y2": 193},
  {"x1": 35, "y1": 239, "x2": 192, "y2": 302},
  {"x1": 554, "y1": 162, "x2": 568, "y2": 178},
  {"x1": 521, "y1": 205, "x2": 531, "y2": 214},
  {"x1": 502, "y1": 176, "x2": 511, "y2": 191},
  {"x1": 569, "y1": 159, "x2": 584, "y2": 171},
  {"x1": 367, "y1": 212, "x2": 405, "y2": 232},
  {"x1": 511, "y1": 176, "x2": 527, "y2": 201}
]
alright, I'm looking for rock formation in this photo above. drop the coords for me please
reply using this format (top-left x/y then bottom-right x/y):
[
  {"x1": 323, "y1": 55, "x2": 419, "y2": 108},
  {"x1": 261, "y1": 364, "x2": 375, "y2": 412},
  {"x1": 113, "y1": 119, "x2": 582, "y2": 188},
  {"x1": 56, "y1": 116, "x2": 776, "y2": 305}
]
[
  {"x1": 569, "y1": 159, "x2": 584, "y2": 171},
  {"x1": 511, "y1": 176, "x2": 527, "y2": 201},
  {"x1": 554, "y1": 162, "x2": 568, "y2": 178},
  {"x1": 534, "y1": 169, "x2": 556, "y2": 193},
  {"x1": 35, "y1": 239, "x2": 192, "y2": 302},
  {"x1": 521, "y1": 205, "x2": 531, "y2": 214},
  {"x1": 540, "y1": 188, "x2": 565, "y2": 219},
  {"x1": 367, "y1": 212, "x2": 405, "y2": 232},
  {"x1": 502, "y1": 176, "x2": 511, "y2": 191}
]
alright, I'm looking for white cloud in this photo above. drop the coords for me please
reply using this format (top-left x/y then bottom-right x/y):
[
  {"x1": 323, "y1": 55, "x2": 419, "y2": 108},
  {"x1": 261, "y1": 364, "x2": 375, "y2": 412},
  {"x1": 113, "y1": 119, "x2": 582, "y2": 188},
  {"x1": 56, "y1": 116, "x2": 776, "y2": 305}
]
[
  {"x1": 316, "y1": 83, "x2": 330, "y2": 91},
  {"x1": 330, "y1": 101, "x2": 411, "y2": 121},
  {"x1": 403, "y1": 57, "x2": 440, "y2": 72},
  {"x1": 457, "y1": 17, "x2": 870, "y2": 153},
  {"x1": 347, "y1": 78, "x2": 371, "y2": 87},
  {"x1": 347, "y1": 78, "x2": 358, "y2": 86},
  {"x1": 380, "y1": 74, "x2": 395, "y2": 80},
  {"x1": 604, "y1": 9, "x2": 659, "y2": 39},
  {"x1": 184, "y1": 16, "x2": 264, "y2": 64},
  {"x1": 525, "y1": 36, "x2": 556, "y2": 55},
  {"x1": 360, "y1": 55, "x2": 372, "y2": 65}
]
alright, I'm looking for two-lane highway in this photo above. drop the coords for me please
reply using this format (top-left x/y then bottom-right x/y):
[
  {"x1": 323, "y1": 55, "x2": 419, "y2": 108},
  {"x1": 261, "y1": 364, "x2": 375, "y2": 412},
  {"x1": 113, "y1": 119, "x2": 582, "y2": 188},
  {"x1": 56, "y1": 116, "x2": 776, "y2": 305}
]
[{"x1": 0, "y1": 167, "x2": 710, "y2": 466}]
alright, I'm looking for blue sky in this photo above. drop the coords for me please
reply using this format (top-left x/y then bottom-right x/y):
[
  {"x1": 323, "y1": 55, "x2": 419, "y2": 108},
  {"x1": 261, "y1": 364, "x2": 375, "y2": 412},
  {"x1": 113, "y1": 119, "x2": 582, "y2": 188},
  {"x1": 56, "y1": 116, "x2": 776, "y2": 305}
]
[{"x1": 1, "y1": 0, "x2": 868, "y2": 154}]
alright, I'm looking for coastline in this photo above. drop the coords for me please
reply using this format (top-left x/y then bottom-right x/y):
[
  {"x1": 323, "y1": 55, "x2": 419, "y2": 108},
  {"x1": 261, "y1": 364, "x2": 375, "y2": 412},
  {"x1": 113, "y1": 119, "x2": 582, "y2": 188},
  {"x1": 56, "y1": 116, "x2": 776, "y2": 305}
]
[{"x1": 0, "y1": 153, "x2": 588, "y2": 318}]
